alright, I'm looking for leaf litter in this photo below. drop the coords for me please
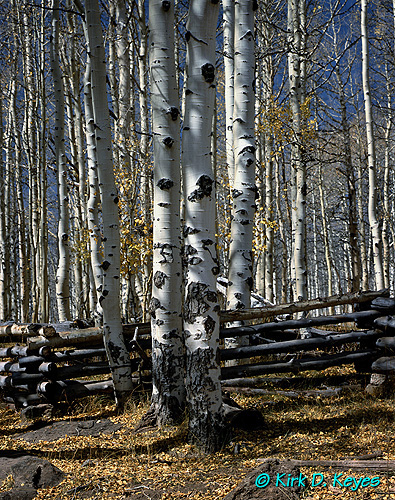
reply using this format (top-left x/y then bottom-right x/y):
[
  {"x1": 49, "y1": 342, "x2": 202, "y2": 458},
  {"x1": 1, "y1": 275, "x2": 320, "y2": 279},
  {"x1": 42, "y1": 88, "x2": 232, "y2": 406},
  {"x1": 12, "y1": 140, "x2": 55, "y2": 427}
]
[{"x1": 0, "y1": 366, "x2": 395, "y2": 499}]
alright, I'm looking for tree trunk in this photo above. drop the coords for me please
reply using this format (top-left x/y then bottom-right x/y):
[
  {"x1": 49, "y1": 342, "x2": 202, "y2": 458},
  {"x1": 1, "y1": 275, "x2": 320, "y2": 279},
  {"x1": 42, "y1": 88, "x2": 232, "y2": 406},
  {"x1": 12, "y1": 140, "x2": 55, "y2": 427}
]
[
  {"x1": 84, "y1": 0, "x2": 133, "y2": 405},
  {"x1": 361, "y1": 0, "x2": 384, "y2": 290},
  {"x1": 226, "y1": 0, "x2": 256, "y2": 362},
  {"x1": 149, "y1": 0, "x2": 185, "y2": 425},
  {"x1": 51, "y1": 0, "x2": 71, "y2": 321},
  {"x1": 182, "y1": 0, "x2": 224, "y2": 452},
  {"x1": 288, "y1": 0, "x2": 307, "y2": 302}
]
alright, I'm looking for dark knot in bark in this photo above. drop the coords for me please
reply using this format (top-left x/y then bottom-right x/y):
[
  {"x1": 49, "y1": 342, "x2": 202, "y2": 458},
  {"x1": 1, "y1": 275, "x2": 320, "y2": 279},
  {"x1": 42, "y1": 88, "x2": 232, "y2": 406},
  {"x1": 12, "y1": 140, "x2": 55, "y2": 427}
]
[
  {"x1": 162, "y1": 136, "x2": 174, "y2": 148},
  {"x1": 201, "y1": 63, "x2": 215, "y2": 83},
  {"x1": 162, "y1": 0, "x2": 170, "y2": 11},
  {"x1": 157, "y1": 178, "x2": 174, "y2": 190},
  {"x1": 167, "y1": 106, "x2": 180, "y2": 121},
  {"x1": 187, "y1": 175, "x2": 213, "y2": 202}
]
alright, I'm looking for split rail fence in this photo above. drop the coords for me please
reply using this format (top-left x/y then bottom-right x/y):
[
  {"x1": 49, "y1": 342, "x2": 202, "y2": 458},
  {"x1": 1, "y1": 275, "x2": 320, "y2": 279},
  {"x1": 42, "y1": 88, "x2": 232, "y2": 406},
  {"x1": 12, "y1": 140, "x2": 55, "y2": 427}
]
[{"x1": 1, "y1": 289, "x2": 395, "y2": 409}]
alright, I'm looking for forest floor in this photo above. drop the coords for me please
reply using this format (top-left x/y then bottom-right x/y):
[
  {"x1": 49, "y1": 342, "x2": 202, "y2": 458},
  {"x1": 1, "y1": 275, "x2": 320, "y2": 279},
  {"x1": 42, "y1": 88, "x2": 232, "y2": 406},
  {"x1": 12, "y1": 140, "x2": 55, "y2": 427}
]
[{"x1": 1, "y1": 366, "x2": 395, "y2": 500}]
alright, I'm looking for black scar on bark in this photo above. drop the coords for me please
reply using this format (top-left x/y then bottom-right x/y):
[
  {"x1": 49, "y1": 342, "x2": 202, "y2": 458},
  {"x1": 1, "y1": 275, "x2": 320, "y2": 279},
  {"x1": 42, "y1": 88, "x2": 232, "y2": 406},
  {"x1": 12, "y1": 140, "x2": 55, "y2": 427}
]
[
  {"x1": 113, "y1": 196, "x2": 119, "y2": 204},
  {"x1": 184, "y1": 283, "x2": 210, "y2": 323},
  {"x1": 207, "y1": 291, "x2": 217, "y2": 302},
  {"x1": 107, "y1": 341, "x2": 122, "y2": 364},
  {"x1": 167, "y1": 106, "x2": 179, "y2": 121},
  {"x1": 184, "y1": 244, "x2": 198, "y2": 256},
  {"x1": 234, "y1": 292, "x2": 242, "y2": 300},
  {"x1": 162, "y1": 0, "x2": 170, "y2": 11},
  {"x1": 235, "y1": 301, "x2": 245, "y2": 309},
  {"x1": 245, "y1": 276, "x2": 253, "y2": 291},
  {"x1": 204, "y1": 315, "x2": 216, "y2": 334},
  {"x1": 101, "y1": 260, "x2": 111, "y2": 271},
  {"x1": 163, "y1": 136, "x2": 174, "y2": 148},
  {"x1": 211, "y1": 266, "x2": 219, "y2": 275},
  {"x1": 253, "y1": 0, "x2": 258, "y2": 10},
  {"x1": 102, "y1": 289, "x2": 109, "y2": 296},
  {"x1": 157, "y1": 178, "x2": 174, "y2": 190},
  {"x1": 301, "y1": 182, "x2": 307, "y2": 197},
  {"x1": 185, "y1": 31, "x2": 191, "y2": 42},
  {"x1": 184, "y1": 126, "x2": 190, "y2": 131},
  {"x1": 154, "y1": 271, "x2": 167, "y2": 289},
  {"x1": 154, "y1": 243, "x2": 174, "y2": 263},
  {"x1": 183, "y1": 226, "x2": 200, "y2": 237},
  {"x1": 163, "y1": 328, "x2": 178, "y2": 340},
  {"x1": 185, "y1": 89, "x2": 193, "y2": 95},
  {"x1": 239, "y1": 145, "x2": 256, "y2": 155},
  {"x1": 188, "y1": 175, "x2": 214, "y2": 202},
  {"x1": 232, "y1": 189, "x2": 243, "y2": 198},
  {"x1": 149, "y1": 297, "x2": 162, "y2": 319},
  {"x1": 202, "y1": 239, "x2": 214, "y2": 246},
  {"x1": 158, "y1": 202, "x2": 170, "y2": 207},
  {"x1": 61, "y1": 233, "x2": 68, "y2": 242},
  {"x1": 201, "y1": 63, "x2": 215, "y2": 83},
  {"x1": 189, "y1": 256, "x2": 203, "y2": 265},
  {"x1": 156, "y1": 319, "x2": 164, "y2": 326},
  {"x1": 239, "y1": 219, "x2": 250, "y2": 225},
  {"x1": 247, "y1": 184, "x2": 259, "y2": 199}
]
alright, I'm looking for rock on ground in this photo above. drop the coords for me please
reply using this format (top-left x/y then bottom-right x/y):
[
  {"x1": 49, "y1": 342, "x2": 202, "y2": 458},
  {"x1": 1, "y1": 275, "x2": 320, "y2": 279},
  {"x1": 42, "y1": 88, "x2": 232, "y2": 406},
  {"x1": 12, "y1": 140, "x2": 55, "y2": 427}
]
[
  {"x1": 0, "y1": 454, "x2": 64, "y2": 500},
  {"x1": 223, "y1": 458, "x2": 302, "y2": 500},
  {"x1": 16, "y1": 418, "x2": 122, "y2": 443}
]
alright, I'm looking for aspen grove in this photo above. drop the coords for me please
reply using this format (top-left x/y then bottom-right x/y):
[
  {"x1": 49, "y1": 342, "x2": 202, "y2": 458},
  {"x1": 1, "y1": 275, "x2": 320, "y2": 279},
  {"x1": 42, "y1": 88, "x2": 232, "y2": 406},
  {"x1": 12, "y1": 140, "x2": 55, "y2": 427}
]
[{"x1": 1, "y1": 0, "x2": 395, "y2": 451}]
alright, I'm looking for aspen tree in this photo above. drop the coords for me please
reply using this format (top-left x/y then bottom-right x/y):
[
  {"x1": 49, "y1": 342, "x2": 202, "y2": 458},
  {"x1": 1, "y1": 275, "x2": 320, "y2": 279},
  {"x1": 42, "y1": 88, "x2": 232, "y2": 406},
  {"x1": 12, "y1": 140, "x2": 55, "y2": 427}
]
[
  {"x1": 182, "y1": 0, "x2": 225, "y2": 452},
  {"x1": 149, "y1": 0, "x2": 185, "y2": 425},
  {"x1": 115, "y1": 0, "x2": 131, "y2": 170},
  {"x1": 223, "y1": 0, "x2": 235, "y2": 187},
  {"x1": 361, "y1": 0, "x2": 384, "y2": 290},
  {"x1": 288, "y1": 0, "x2": 307, "y2": 302},
  {"x1": 84, "y1": 0, "x2": 133, "y2": 403},
  {"x1": 226, "y1": 0, "x2": 256, "y2": 362},
  {"x1": 51, "y1": 0, "x2": 71, "y2": 321},
  {"x1": 0, "y1": 88, "x2": 6, "y2": 321},
  {"x1": 38, "y1": 5, "x2": 49, "y2": 322}
]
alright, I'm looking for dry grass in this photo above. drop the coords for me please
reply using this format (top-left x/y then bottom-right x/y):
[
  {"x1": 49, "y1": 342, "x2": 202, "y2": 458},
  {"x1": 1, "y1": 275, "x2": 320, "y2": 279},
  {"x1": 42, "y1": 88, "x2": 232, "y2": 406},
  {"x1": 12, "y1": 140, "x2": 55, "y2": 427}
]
[{"x1": 1, "y1": 366, "x2": 395, "y2": 499}]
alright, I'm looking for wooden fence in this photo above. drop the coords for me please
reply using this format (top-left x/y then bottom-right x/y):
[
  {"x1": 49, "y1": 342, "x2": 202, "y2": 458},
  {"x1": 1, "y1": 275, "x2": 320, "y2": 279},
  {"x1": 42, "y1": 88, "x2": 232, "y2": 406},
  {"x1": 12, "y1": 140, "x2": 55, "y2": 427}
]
[{"x1": 1, "y1": 289, "x2": 395, "y2": 410}]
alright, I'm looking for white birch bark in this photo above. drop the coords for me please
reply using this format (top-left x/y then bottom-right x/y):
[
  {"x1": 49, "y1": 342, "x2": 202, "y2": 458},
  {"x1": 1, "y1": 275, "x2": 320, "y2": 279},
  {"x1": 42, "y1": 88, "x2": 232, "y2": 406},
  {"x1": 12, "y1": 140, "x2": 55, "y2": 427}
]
[
  {"x1": 84, "y1": 0, "x2": 133, "y2": 403},
  {"x1": 361, "y1": 0, "x2": 384, "y2": 290},
  {"x1": 182, "y1": 0, "x2": 224, "y2": 452},
  {"x1": 51, "y1": 0, "x2": 71, "y2": 321},
  {"x1": 149, "y1": 0, "x2": 185, "y2": 425}
]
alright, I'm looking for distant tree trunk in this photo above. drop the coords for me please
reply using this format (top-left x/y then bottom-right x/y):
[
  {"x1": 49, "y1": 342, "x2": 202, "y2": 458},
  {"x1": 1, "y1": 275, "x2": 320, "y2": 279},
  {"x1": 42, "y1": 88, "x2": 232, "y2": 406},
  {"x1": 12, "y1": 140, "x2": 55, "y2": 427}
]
[
  {"x1": 51, "y1": 0, "x2": 71, "y2": 321},
  {"x1": 182, "y1": 0, "x2": 224, "y2": 452},
  {"x1": 288, "y1": 0, "x2": 307, "y2": 302},
  {"x1": 334, "y1": 61, "x2": 361, "y2": 293},
  {"x1": 382, "y1": 63, "x2": 391, "y2": 289},
  {"x1": 223, "y1": 0, "x2": 235, "y2": 188},
  {"x1": 0, "y1": 87, "x2": 8, "y2": 321},
  {"x1": 361, "y1": 0, "x2": 384, "y2": 290},
  {"x1": 137, "y1": 0, "x2": 152, "y2": 310},
  {"x1": 149, "y1": 0, "x2": 185, "y2": 425},
  {"x1": 38, "y1": 6, "x2": 49, "y2": 322},
  {"x1": 116, "y1": 0, "x2": 131, "y2": 170},
  {"x1": 83, "y1": 57, "x2": 102, "y2": 324},
  {"x1": 84, "y1": 0, "x2": 133, "y2": 404}
]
